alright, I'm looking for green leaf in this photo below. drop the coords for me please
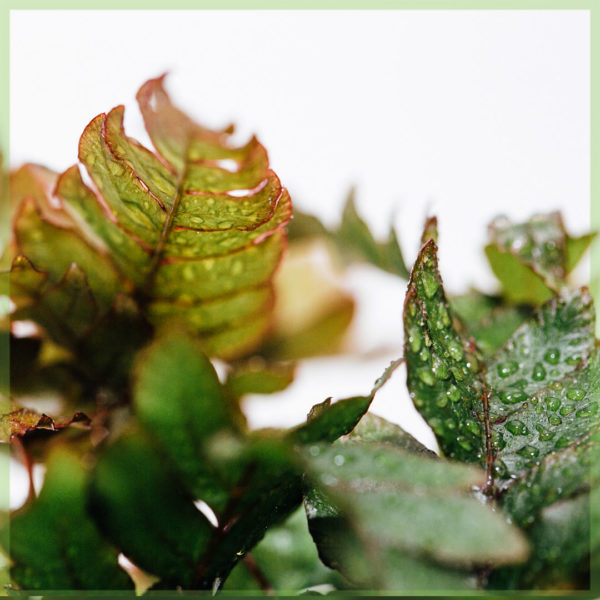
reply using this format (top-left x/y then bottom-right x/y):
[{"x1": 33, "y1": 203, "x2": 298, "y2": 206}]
[
  {"x1": 287, "y1": 191, "x2": 409, "y2": 279},
  {"x1": 290, "y1": 358, "x2": 404, "y2": 445},
  {"x1": 129, "y1": 332, "x2": 306, "y2": 589},
  {"x1": 346, "y1": 412, "x2": 436, "y2": 456},
  {"x1": 405, "y1": 227, "x2": 598, "y2": 482},
  {"x1": 484, "y1": 244, "x2": 554, "y2": 305},
  {"x1": 485, "y1": 288, "x2": 595, "y2": 422},
  {"x1": 225, "y1": 359, "x2": 296, "y2": 398},
  {"x1": 89, "y1": 427, "x2": 214, "y2": 589},
  {"x1": 403, "y1": 239, "x2": 483, "y2": 461},
  {"x1": 13, "y1": 76, "x2": 291, "y2": 361},
  {"x1": 566, "y1": 232, "x2": 597, "y2": 274},
  {"x1": 303, "y1": 435, "x2": 528, "y2": 590},
  {"x1": 484, "y1": 213, "x2": 596, "y2": 305},
  {"x1": 490, "y1": 494, "x2": 590, "y2": 590},
  {"x1": 489, "y1": 346, "x2": 600, "y2": 481},
  {"x1": 450, "y1": 291, "x2": 531, "y2": 358},
  {"x1": 8, "y1": 446, "x2": 132, "y2": 590},
  {"x1": 133, "y1": 331, "x2": 236, "y2": 513}
]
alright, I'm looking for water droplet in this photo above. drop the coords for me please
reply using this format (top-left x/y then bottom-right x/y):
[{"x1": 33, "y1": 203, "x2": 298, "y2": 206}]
[
  {"x1": 545, "y1": 396, "x2": 561, "y2": 411},
  {"x1": 499, "y1": 390, "x2": 528, "y2": 405},
  {"x1": 464, "y1": 420, "x2": 480, "y2": 436},
  {"x1": 447, "y1": 340, "x2": 463, "y2": 361},
  {"x1": 497, "y1": 361, "x2": 519, "y2": 378},
  {"x1": 532, "y1": 363, "x2": 546, "y2": 381},
  {"x1": 559, "y1": 403, "x2": 576, "y2": 416},
  {"x1": 544, "y1": 348, "x2": 560, "y2": 365},
  {"x1": 566, "y1": 355, "x2": 582, "y2": 366},
  {"x1": 417, "y1": 368, "x2": 435, "y2": 386},
  {"x1": 576, "y1": 403, "x2": 598, "y2": 418},
  {"x1": 446, "y1": 385, "x2": 460, "y2": 402},
  {"x1": 421, "y1": 271, "x2": 439, "y2": 298},
  {"x1": 537, "y1": 428, "x2": 555, "y2": 441},
  {"x1": 439, "y1": 305, "x2": 451, "y2": 327},
  {"x1": 493, "y1": 460, "x2": 510, "y2": 479},
  {"x1": 506, "y1": 420, "x2": 528, "y2": 435},
  {"x1": 432, "y1": 356, "x2": 449, "y2": 380},
  {"x1": 436, "y1": 396, "x2": 448, "y2": 408},
  {"x1": 333, "y1": 454, "x2": 345, "y2": 466},
  {"x1": 408, "y1": 302, "x2": 417, "y2": 317},
  {"x1": 517, "y1": 445, "x2": 539, "y2": 458},
  {"x1": 548, "y1": 414, "x2": 562, "y2": 426},
  {"x1": 450, "y1": 366, "x2": 464, "y2": 382},
  {"x1": 418, "y1": 347, "x2": 430, "y2": 362},
  {"x1": 492, "y1": 432, "x2": 506, "y2": 450},
  {"x1": 566, "y1": 387, "x2": 585, "y2": 401},
  {"x1": 408, "y1": 329, "x2": 422, "y2": 353},
  {"x1": 444, "y1": 418, "x2": 456, "y2": 431},
  {"x1": 309, "y1": 445, "x2": 320, "y2": 456},
  {"x1": 551, "y1": 381, "x2": 563, "y2": 391}
]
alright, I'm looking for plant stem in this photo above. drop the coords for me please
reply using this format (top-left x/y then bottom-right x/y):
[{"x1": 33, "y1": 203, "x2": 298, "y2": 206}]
[{"x1": 243, "y1": 553, "x2": 274, "y2": 594}]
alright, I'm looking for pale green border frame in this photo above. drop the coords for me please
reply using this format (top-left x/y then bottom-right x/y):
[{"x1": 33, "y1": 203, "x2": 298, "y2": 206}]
[{"x1": 0, "y1": 1, "x2": 598, "y2": 597}]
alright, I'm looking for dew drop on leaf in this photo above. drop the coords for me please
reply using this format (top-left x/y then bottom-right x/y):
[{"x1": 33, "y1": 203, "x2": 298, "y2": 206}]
[
  {"x1": 421, "y1": 271, "x2": 439, "y2": 298},
  {"x1": 566, "y1": 387, "x2": 585, "y2": 401},
  {"x1": 544, "y1": 348, "x2": 560, "y2": 365},
  {"x1": 531, "y1": 363, "x2": 546, "y2": 381},
  {"x1": 506, "y1": 420, "x2": 528, "y2": 435},
  {"x1": 548, "y1": 414, "x2": 562, "y2": 426},
  {"x1": 497, "y1": 361, "x2": 519, "y2": 378}
]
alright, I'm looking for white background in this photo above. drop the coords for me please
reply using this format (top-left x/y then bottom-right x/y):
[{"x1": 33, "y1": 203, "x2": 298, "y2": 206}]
[{"x1": 9, "y1": 10, "x2": 591, "y2": 479}]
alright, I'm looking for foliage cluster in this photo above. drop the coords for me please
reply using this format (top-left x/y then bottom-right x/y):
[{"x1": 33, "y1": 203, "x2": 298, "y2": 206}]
[{"x1": 0, "y1": 77, "x2": 598, "y2": 593}]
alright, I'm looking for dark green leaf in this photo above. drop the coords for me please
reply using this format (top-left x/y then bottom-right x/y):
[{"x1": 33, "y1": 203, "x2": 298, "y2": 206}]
[
  {"x1": 403, "y1": 239, "x2": 483, "y2": 461},
  {"x1": 490, "y1": 495, "x2": 590, "y2": 590},
  {"x1": 133, "y1": 331, "x2": 236, "y2": 514},
  {"x1": 9, "y1": 447, "x2": 133, "y2": 590},
  {"x1": 490, "y1": 347, "x2": 600, "y2": 481},
  {"x1": 290, "y1": 358, "x2": 403, "y2": 445},
  {"x1": 89, "y1": 428, "x2": 214, "y2": 588},
  {"x1": 303, "y1": 439, "x2": 528, "y2": 590}
]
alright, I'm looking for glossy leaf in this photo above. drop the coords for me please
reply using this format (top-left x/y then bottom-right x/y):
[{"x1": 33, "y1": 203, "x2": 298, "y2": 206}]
[
  {"x1": 403, "y1": 239, "x2": 483, "y2": 461},
  {"x1": 489, "y1": 347, "x2": 600, "y2": 481},
  {"x1": 405, "y1": 229, "x2": 598, "y2": 483},
  {"x1": 303, "y1": 434, "x2": 528, "y2": 590},
  {"x1": 485, "y1": 213, "x2": 595, "y2": 305},
  {"x1": 8, "y1": 447, "x2": 132, "y2": 590}
]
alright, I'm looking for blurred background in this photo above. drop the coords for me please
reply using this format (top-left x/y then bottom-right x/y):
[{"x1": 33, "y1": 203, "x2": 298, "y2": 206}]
[{"x1": 9, "y1": 9, "x2": 590, "y2": 498}]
